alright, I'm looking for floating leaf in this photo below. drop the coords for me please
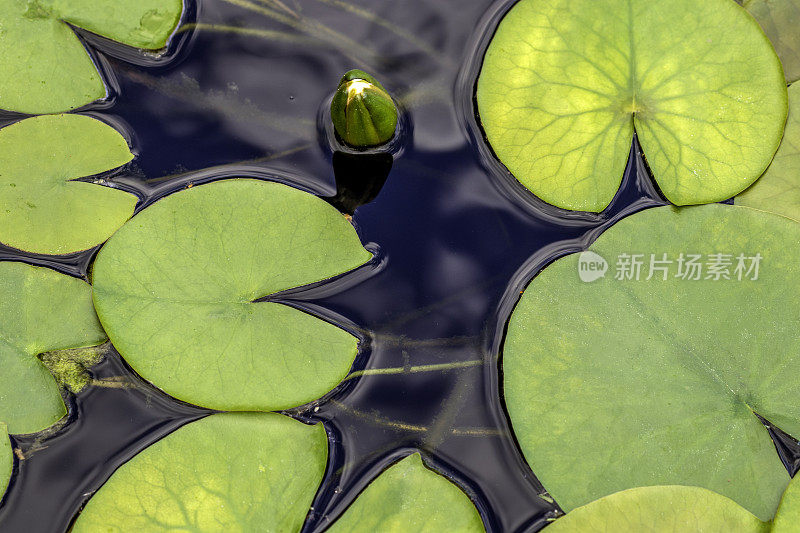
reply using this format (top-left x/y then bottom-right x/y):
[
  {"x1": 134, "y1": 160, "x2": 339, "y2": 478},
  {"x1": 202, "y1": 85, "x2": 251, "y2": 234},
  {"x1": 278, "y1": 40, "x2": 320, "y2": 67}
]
[
  {"x1": 504, "y1": 204, "x2": 800, "y2": 520},
  {"x1": 737, "y1": 84, "x2": 800, "y2": 221},
  {"x1": 774, "y1": 473, "x2": 800, "y2": 532},
  {"x1": 328, "y1": 453, "x2": 485, "y2": 532},
  {"x1": 0, "y1": 261, "x2": 106, "y2": 434},
  {"x1": 92, "y1": 179, "x2": 372, "y2": 411},
  {"x1": 0, "y1": 114, "x2": 137, "y2": 255},
  {"x1": 744, "y1": 0, "x2": 800, "y2": 83},
  {"x1": 72, "y1": 413, "x2": 327, "y2": 532},
  {"x1": 0, "y1": 424, "x2": 10, "y2": 499},
  {"x1": 0, "y1": 0, "x2": 183, "y2": 114},
  {"x1": 545, "y1": 486, "x2": 768, "y2": 533},
  {"x1": 547, "y1": 479, "x2": 800, "y2": 532},
  {"x1": 476, "y1": 0, "x2": 787, "y2": 212}
]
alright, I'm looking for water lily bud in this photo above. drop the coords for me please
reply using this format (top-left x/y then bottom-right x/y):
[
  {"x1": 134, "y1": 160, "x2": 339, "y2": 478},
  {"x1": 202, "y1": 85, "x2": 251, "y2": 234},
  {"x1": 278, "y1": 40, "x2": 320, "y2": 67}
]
[{"x1": 331, "y1": 69, "x2": 398, "y2": 148}]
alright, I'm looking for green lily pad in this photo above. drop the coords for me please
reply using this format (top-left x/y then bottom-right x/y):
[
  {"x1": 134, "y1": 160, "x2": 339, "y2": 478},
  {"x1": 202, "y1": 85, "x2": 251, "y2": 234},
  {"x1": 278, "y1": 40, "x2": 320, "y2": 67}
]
[
  {"x1": 546, "y1": 477, "x2": 800, "y2": 532},
  {"x1": 476, "y1": 0, "x2": 787, "y2": 212},
  {"x1": 0, "y1": 424, "x2": 10, "y2": 499},
  {"x1": 744, "y1": 0, "x2": 800, "y2": 83},
  {"x1": 545, "y1": 486, "x2": 768, "y2": 533},
  {"x1": 504, "y1": 204, "x2": 800, "y2": 520},
  {"x1": 737, "y1": 83, "x2": 800, "y2": 221},
  {"x1": 328, "y1": 453, "x2": 485, "y2": 532},
  {"x1": 0, "y1": 261, "x2": 106, "y2": 435},
  {"x1": 774, "y1": 472, "x2": 800, "y2": 532},
  {"x1": 0, "y1": 114, "x2": 137, "y2": 255},
  {"x1": 92, "y1": 179, "x2": 372, "y2": 411},
  {"x1": 71, "y1": 413, "x2": 327, "y2": 532},
  {"x1": 0, "y1": 0, "x2": 183, "y2": 114}
]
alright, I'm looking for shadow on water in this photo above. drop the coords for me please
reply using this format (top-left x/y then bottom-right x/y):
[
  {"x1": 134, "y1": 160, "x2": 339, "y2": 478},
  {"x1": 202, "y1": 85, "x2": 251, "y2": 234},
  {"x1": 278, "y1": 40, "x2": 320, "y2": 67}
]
[
  {"x1": 325, "y1": 152, "x2": 394, "y2": 215},
  {"x1": 0, "y1": 0, "x2": 798, "y2": 532}
]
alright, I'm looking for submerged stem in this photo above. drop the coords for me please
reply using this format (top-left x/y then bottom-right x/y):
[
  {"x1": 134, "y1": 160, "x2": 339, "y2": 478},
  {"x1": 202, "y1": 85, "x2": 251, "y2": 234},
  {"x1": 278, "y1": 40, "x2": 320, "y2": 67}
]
[
  {"x1": 310, "y1": 0, "x2": 455, "y2": 68},
  {"x1": 345, "y1": 359, "x2": 483, "y2": 381},
  {"x1": 176, "y1": 23, "x2": 324, "y2": 46},
  {"x1": 217, "y1": 0, "x2": 381, "y2": 67}
]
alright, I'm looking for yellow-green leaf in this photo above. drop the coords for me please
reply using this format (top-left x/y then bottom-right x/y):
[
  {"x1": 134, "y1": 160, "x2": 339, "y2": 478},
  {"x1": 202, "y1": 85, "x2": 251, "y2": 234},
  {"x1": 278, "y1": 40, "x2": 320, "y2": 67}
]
[
  {"x1": 773, "y1": 473, "x2": 800, "y2": 532},
  {"x1": 328, "y1": 454, "x2": 485, "y2": 532},
  {"x1": 72, "y1": 413, "x2": 327, "y2": 532},
  {"x1": 477, "y1": 0, "x2": 787, "y2": 212},
  {"x1": 545, "y1": 486, "x2": 768, "y2": 533}
]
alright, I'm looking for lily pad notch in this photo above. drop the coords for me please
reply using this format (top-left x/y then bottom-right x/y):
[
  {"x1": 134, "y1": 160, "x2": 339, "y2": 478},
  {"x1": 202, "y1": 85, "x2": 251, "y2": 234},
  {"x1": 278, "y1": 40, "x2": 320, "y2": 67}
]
[
  {"x1": 0, "y1": 114, "x2": 138, "y2": 255},
  {"x1": 476, "y1": 0, "x2": 788, "y2": 212},
  {"x1": 91, "y1": 179, "x2": 373, "y2": 412},
  {"x1": 0, "y1": 0, "x2": 185, "y2": 114},
  {"x1": 503, "y1": 204, "x2": 800, "y2": 520},
  {"x1": 0, "y1": 260, "x2": 108, "y2": 502}
]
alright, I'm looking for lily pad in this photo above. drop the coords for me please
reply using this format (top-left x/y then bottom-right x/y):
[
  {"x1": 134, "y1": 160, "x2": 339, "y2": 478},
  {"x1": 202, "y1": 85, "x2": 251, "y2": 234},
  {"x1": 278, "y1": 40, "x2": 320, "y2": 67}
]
[
  {"x1": 545, "y1": 486, "x2": 768, "y2": 533},
  {"x1": 0, "y1": 114, "x2": 137, "y2": 255},
  {"x1": 744, "y1": 0, "x2": 800, "y2": 83},
  {"x1": 0, "y1": 424, "x2": 10, "y2": 499},
  {"x1": 546, "y1": 477, "x2": 800, "y2": 531},
  {"x1": 476, "y1": 0, "x2": 787, "y2": 212},
  {"x1": 92, "y1": 179, "x2": 372, "y2": 411},
  {"x1": 71, "y1": 413, "x2": 327, "y2": 532},
  {"x1": 504, "y1": 204, "x2": 800, "y2": 520},
  {"x1": 737, "y1": 83, "x2": 800, "y2": 221},
  {"x1": 0, "y1": 0, "x2": 183, "y2": 114},
  {"x1": 774, "y1": 471, "x2": 800, "y2": 532},
  {"x1": 328, "y1": 453, "x2": 485, "y2": 532},
  {"x1": 0, "y1": 261, "x2": 106, "y2": 435}
]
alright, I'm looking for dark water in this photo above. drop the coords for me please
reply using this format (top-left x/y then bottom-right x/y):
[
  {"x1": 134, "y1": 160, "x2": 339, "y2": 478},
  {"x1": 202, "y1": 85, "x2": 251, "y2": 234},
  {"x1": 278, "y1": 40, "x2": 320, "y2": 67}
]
[{"x1": 0, "y1": 0, "x2": 798, "y2": 532}]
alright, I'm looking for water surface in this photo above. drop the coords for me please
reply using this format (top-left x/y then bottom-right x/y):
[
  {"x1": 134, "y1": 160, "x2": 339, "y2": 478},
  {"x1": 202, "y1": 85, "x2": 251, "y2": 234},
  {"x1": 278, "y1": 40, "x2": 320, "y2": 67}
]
[{"x1": 0, "y1": 0, "x2": 796, "y2": 531}]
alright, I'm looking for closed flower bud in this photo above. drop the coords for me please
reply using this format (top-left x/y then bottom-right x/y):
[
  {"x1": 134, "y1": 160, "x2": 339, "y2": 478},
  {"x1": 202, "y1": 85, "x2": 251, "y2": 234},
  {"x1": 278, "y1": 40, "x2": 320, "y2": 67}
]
[{"x1": 331, "y1": 69, "x2": 398, "y2": 148}]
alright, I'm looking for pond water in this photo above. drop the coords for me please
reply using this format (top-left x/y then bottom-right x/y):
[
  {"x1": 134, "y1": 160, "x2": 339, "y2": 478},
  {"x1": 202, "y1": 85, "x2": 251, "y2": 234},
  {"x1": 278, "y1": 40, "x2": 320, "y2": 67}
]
[{"x1": 0, "y1": 0, "x2": 798, "y2": 531}]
